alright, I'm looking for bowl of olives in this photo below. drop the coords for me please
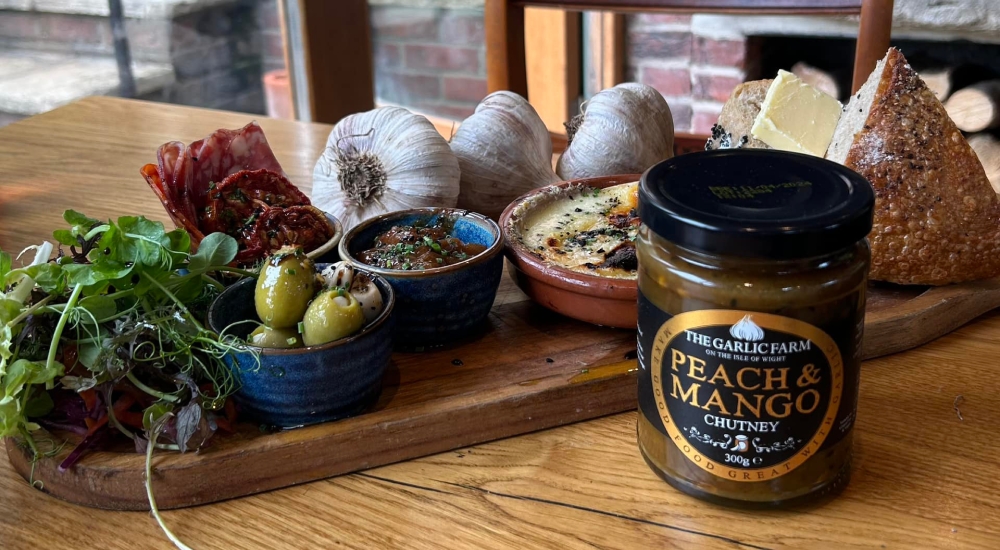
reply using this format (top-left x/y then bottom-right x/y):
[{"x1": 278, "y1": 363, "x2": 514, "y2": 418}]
[
  {"x1": 338, "y1": 208, "x2": 504, "y2": 350},
  {"x1": 208, "y1": 247, "x2": 395, "y2": 428}
]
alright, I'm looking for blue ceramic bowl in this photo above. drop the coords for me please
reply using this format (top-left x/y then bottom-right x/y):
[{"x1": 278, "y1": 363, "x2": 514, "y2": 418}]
[
  {"x1": 338, "y1": 208, "x2": 504, "y2": 350},
  {"x1": 207, "y1": 268, "x2": 395, "y2": 428}
]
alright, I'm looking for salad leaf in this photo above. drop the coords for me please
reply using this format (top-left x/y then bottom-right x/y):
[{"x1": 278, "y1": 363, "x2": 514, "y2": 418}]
[
  {"x1": 0, "y1": 400, "x2": 20, "y2": 437},
  {"x1": 174, "y1": 401, "x2": 202, "y2": 452},
  {"x1": 2, "y1": 359, "x2": 64, "y2": 406},
  {"x1": 63, "y1": 210, "x2": 100, "y2": 229},
  {"x1": 187, "y1": 232, "x2": 238, "y2": 274},
  {"x1": 54, "y1": 211, "x2": 101, "y2": 249},
  {"x1": 0, "y1": 251, "x2": 10, "y2": 282},
  {"x1": 142, "y1": 402, "x2": 173, "y2": 431},
  {"x1": 24, "y1": 390, "x2": 54, "y2": 418},
  {"x1": 0, "y1": 298, "x2": 21, "y2": 325},
  {"x1": 0, "y1": 298, "x2": 22, "y2": 378},
  {"x1": 167, "y1": 228, "x2": 192, "y2": 260},
  {"x1": 52, "y1": 229, "x2": 77, "y2": 247},
  {"x1": 27, "y1": 263, "x2": 67, "y2": 295},
  {"x1": 117, "y1": 216, "x2": 172, "y2": 267},
  {"x1": 77, "y1": 294, "x2": 118, "y2": 321}
]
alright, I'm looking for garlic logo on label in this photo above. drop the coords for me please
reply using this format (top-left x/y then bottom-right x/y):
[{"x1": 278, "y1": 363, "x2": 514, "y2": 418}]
[{"x1": 648, "y1": 310, "x2": 843, "y2": 482}]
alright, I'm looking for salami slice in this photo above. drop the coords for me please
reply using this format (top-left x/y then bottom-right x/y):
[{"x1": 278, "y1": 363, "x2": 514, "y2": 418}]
[
  {"x1": 140, "y1": 163, "x2": 206, "y2": 242},
  {"x1": 142, "y1": 123, "x2": 328, "y2": 264},
  {"x1": 151, "y1": 122, "x2": 284, "y2": 212}
]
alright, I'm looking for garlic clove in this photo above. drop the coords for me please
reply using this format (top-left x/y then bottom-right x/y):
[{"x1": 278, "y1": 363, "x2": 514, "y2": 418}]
[
  {"x1": 557, "y1": 83, "x2": 675, "y2": 180},
  {"x1": 321, "y1": 261, "x2": 354, "y2": 289},
  {"x1": 349, "y1": 272, "x2": 385, "y2": 324}
]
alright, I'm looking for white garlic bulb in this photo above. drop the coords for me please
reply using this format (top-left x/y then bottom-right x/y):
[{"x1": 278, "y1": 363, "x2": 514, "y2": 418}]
[
  {"x1": 313, "y1": 107, "x2": 461, "y2": 231},
  {"x1": 557, "y1": 83, "x2": 675, "y2": 180},
  {"x1": 451, "y1": 91, "x2": 560, "y2": 220}
]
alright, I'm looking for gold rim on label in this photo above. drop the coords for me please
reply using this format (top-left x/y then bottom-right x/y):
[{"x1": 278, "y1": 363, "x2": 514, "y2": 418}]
[{"x1": 650, "y1": 309, "x2": 843, "y2": 482}]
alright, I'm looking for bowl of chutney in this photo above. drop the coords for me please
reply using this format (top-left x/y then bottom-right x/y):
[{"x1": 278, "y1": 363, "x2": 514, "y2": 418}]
[{"x1": 338, "y1": 208, "x2": 504, "y2": 349}]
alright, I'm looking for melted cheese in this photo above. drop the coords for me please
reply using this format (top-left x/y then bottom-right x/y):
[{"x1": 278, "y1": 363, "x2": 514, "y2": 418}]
[{"x1": 520, "y1": 181, "x2": 639, "y2": 279}]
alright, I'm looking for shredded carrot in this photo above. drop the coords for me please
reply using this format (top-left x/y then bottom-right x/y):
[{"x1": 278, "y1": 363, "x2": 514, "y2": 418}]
[
  {"x1": 84, "y1": 393, "x2": 139, "y2": 437},
  {"x1": 118, "y1": 410, "x2": 145, "y2": 429},
  {"x1": 80, "y1": 389, "x2": 98, "y2": 412},
  {"x1": 84, "y1": 415, "x2": 107, "y2": 437}
]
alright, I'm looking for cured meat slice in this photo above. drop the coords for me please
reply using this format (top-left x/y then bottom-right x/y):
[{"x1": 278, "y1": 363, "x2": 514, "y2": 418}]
[
  {"x1": 141, "y1": 122, "x2": 284, "y2": 217},
  {"x1": 140, "y1": 163, "x2": 205, "y2": 242},
  {"x1": 141, "y1": 123, "x2": 334, "y2": 265}
]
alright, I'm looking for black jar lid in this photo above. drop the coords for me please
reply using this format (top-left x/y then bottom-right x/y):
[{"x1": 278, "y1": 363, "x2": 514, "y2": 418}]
[{"x1": 638, "y1": 149, "x2": 875, "y2": 259}]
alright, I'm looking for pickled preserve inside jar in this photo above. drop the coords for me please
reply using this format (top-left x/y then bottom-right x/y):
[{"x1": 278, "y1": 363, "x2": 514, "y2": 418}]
[{"x1": 636, "y1": 150, "x2": 875, "y2": 507}]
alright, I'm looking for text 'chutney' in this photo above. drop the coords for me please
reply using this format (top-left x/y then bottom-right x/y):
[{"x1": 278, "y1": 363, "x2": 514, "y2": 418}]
[{"x1": 636, "y1": 150, "x2": 875, "y2": 506}]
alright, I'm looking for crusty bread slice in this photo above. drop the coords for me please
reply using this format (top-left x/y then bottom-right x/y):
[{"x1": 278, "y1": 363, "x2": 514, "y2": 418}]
[
  {"x1": 707, "y1": 79, "x2": 773, "y2": 150},
  {"x1": 826, "y1": 48, "x2": 1000, "y2": 285}
]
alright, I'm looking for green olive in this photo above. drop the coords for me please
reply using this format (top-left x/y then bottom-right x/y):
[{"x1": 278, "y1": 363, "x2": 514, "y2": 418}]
[
  {"x1": 301, "y1": 290, "x2": 365, "y2": 346},
  {"x1": 249, "y1": 325, "x2": 303, "y2": 349},
  {"x1": 255, "y1": 247, "x2": 317, "y2": 329}
]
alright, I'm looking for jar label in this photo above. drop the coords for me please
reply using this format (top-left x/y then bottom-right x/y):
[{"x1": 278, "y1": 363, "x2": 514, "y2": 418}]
[{"x1": 638, "y1": 295, "x2": 846, "y2": 482}]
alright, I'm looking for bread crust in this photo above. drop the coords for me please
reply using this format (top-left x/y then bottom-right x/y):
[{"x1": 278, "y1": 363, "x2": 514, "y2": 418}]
[
  {"x1": 716, "y1": 79, "x2": 773, "y2": 150},
  {"x1": 844, "y1": 48, "x2": 1000, "y2": 285}
]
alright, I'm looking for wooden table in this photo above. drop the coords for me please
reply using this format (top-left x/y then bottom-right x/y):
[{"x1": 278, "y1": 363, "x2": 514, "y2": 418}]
[{"x1": 2, "y1": 97, "x2": 999, "y2": 550}]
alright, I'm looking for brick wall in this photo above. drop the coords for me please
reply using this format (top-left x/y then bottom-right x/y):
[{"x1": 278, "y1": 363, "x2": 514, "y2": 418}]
[
  {"x1": 370, "y1": 5, "x2": 486, "y2": 120},
  {"x1": 0, "y1": 0, "x2": 274, "y2": 115},
  {"x1": 626, "y1": 14, "x2": 746, "y2": 135},
  {"x1": 159, "y1": 0, "x2": 268, "y2": 114},
  {"x1": 0, "y1": 9, "x2": 169, "y2": 61}
]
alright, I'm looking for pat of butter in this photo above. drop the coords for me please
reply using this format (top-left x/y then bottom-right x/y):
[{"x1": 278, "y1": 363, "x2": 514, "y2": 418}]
[{"x1": 751, "y1": 70, "x2": 842, "y2": 157}]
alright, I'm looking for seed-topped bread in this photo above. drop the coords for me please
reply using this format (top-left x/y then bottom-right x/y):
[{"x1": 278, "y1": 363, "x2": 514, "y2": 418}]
[
  {"x1": 826, "y1": 48, "x2": 1000, "y2": 285},
  {"x1": 705, "y1": 79, "x2": 772, "y2": 150}
]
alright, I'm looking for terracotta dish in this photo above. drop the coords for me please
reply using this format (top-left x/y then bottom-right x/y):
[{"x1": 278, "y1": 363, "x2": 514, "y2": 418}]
[{"x1": 499, "y1": 174, "x2": 641, "y2": 329}]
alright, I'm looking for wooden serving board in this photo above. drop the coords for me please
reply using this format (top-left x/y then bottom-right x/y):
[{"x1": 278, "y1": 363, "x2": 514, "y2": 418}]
[
  {"x1": 7, "y1": 272, "x2": 1000, "y2": 511},
  {"x1": 863, "y1": 277, "x2": 1000, "y2": 359}
]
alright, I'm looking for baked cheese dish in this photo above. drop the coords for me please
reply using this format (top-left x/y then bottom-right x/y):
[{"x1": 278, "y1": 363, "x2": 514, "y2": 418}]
[{"x1": 519, "y1": 181, "x2": 640, "y2": 279}]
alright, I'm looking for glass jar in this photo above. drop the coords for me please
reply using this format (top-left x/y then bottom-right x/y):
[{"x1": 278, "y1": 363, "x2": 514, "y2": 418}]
[{"x1": 635, "y1": 150, "x2": 875, "y2": 507}]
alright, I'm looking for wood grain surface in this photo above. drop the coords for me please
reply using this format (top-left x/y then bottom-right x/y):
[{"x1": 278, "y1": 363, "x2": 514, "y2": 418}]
[
  {"x1": 3, "y1": 312, "x2": 1000, "y2": 549},
  {"x1": 2, "y1": 98, "x2": 1000, "y2": 549}
]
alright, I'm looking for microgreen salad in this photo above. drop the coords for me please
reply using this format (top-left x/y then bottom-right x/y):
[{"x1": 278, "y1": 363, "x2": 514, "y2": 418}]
[{"x1": 0, "y1": 210, "x2": 258, "y2": 469}]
